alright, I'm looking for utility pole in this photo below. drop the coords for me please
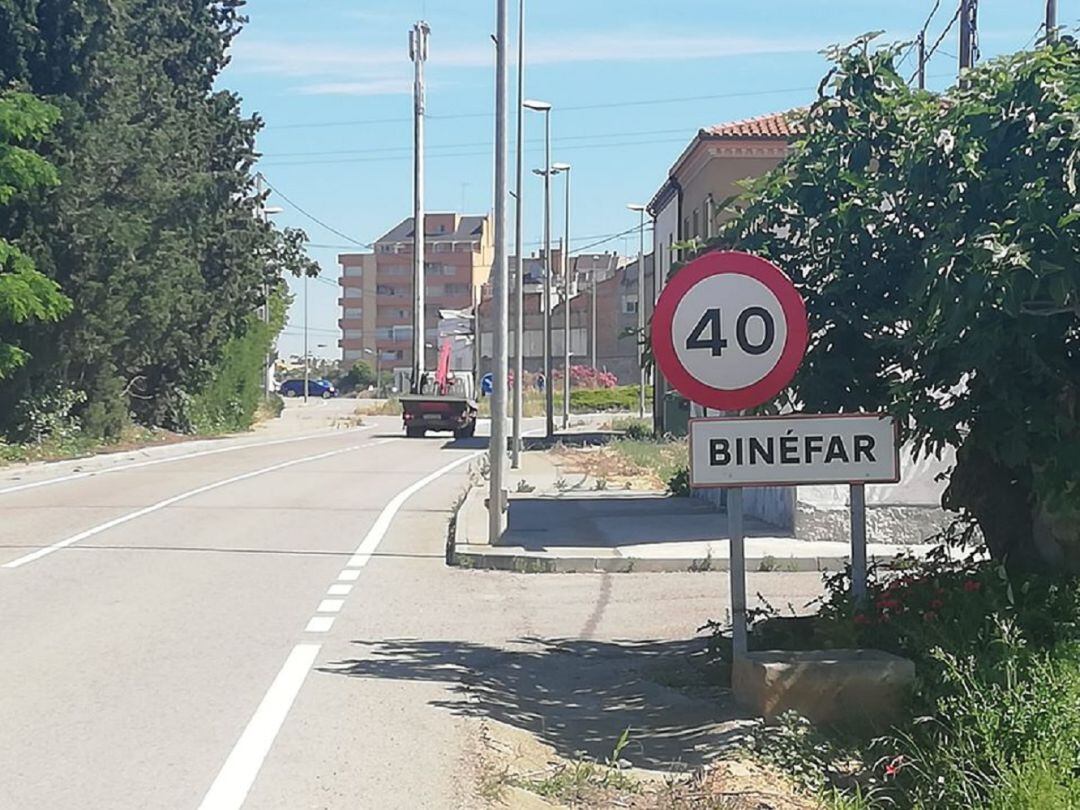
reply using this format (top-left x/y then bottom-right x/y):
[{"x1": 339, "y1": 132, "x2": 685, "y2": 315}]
[
  {"x1": 917, "y1": 29, "x2": 926, "y2": 90},
  {"x1": 256, "y1": 173, "x2": 270, "y2": 397},
  {"x1": 959, "y1": 0, "x2": 978, "y2": 73},
  {"x1": 409, "y1": 21, "x2": 430, "y2": 394},
  {"x1": 627, "y1": 204, "x2": 647, "y2": 418},
  {"x1": 303, "y1": 271, "x2": 309, "y2": 403},
  {"x1": 549, "y1": 163, "x2": 571, "y2": 430},
  {"x1": 488, "y1": 0, "x2": 510, "y2": 541},
  {"x1": 590, "y1": 265, "x2": 598, "y2": 372},
  {"x1": 525, "y1": 101, "x2": 554, "y2": 440},
  {"x1": 1046, "y1": 0, "x2": 1058, "y2": 43},
  {"x1": 511, "y1": 0, "x2": 526, "y2": 469}
]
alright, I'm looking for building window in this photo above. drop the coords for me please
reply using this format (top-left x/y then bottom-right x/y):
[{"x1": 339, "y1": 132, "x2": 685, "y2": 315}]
[
  {"x1": 375, "y1": 327, "x2": 393, "y2": 340},
  {"x1": 391, "y1": 325, "x2": 413, "y2": 341},
  {"x1": 622, "y1": 295, "x2": 639, "y2": 314},
  {"x1": 344, "y1": 287, "x2": 363, "y2": 299},
  {"x1": 692, "y1": 209, "x2": 699, "y2": 239},
  {"x1": 381, "y1": 265, "x2": 409, "y2": 276},
  {"x1": 343, "y1": 265, "x2": 365, "y2": 277},
  {"x1": 443, "y1": 283, "x2": 471, "y2": 296},
  {"x1": 682, "y1": 217, "x2": 689, "y2": 240},
  {"x1": 376, "y1": 285, "x2": 397, "y2": 296},
  {"x1": 344, "y1": 307, "x2": 363, "y2": 318},
  {"x1": 344, "y1": 329, "x2": 363, "y2": 340}
]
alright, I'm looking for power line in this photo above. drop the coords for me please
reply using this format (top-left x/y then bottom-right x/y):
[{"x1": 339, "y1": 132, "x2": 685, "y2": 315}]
[
  {"x1": 260, "y1": 135, "x2": 692, "y2": 169},
  {"x1": 910, "y1": 1, "x2": 963, "y2": 84},
  {"x1": 263, "y1": 126, "x2": 695, "y2": 159},
  {"x1": 258, "y1": 173, "x2": 373, "y2": 248},
  {"x1": 262, "y1": 85, "x2": 816, "y2": 132}
]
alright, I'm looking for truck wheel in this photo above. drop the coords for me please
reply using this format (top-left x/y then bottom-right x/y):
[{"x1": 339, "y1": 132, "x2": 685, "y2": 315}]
[{"x1": 406, "y1": 426, "x2": 425, "y2": 438}]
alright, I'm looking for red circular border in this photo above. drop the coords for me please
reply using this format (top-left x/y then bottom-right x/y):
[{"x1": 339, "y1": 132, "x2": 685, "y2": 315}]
[{"x1": 651, "y1": 251, "x2": 808, "y2": 411}]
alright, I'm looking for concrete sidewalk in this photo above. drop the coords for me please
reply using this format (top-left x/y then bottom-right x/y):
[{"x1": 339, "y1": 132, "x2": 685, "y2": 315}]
[{"x1": 453, "y1": 450, "x2": 935, "y2": 573}]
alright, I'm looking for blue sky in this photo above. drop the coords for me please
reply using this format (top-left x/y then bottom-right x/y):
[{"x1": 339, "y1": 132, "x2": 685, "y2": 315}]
[{"x1": 222, "y1": 0, "x2": 1076, "y2": 359}]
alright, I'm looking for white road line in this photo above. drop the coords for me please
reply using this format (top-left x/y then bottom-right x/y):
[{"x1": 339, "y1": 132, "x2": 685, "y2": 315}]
[
  {"x1": 327, "y1": 584, "x2": 353, "y2": 596},
  {"x1": 0, "y1": 426, "x2": 373, "y2": 498},
  {"x1": 305, "y1": 617, "x2": 335, "y2": 633},
  {"x1": 347, "y1": 450, "x2": 483, "y2": 568},
  {"x1": 3, "y1": 443, "x2": 370, "y2": 570},
  {"x1": 316, "y1": 599, "x2": 344, "y2": 613},
  {"x1": 337, "y1": 569, "x2": 361, "y2": 582},
  {"x1": 197, "y1": 644, "x2": 321, "y2": 810},
  {"x1": 200, "y1": 447, "x2": 483, "y2": 808}
]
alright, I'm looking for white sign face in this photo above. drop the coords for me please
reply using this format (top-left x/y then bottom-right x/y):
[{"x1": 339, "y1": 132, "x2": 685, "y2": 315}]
[
  {"x1": 672, "y1": 273, "x2": 789, "y2": 390},
  {"x1": 689, "y1": 415, "x2": 900, "y2": 488}
]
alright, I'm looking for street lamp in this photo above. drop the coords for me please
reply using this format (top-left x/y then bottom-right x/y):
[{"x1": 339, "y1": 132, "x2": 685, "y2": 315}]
[
  {"x1": 551, "y1": 162, "x2": 571, "y2": 429},
  {"x1": 525, "y1": 99, "x2": 553, "y2": 440},
  {"x1": 511, "y1": 2, "x2": 528, "y2": 469},
  {"x1": 628, "y1": 203, "x2": 648, "y2": 418}
]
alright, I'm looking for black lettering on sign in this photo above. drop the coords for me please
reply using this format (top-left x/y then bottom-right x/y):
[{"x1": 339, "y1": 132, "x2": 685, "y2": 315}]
[
  {"x1": 710, "y1": 438, "x2": 731, "y2": 466},
  {"x1": 735, "y1": 437, "x2": 744, "y2": 465},
  {"x1": 686, "y1": 309, "x2": 727, "y2": 357},
  {"x1": 854, "y1": 434, "x2": 877, "y2": 463},
  {"x1": 780, "y1": 436, "x2": 799, "y2": 464},
  {"x1": 749, "y1": 437, "x2": 773, "y2": 465},
  {"x1": 804, "y1": 435, "x2": 824, "y2": 463},
  {"x1": 736, "y1": 306, "x2": 776, "y2": 356},
  {"x1": 825, "y1": 436, "x2": 849, "y2": 463}
]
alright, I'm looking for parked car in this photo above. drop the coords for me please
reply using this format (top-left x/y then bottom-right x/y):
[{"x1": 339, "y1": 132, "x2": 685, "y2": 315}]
[{"x1": 280, "y1": 378, "x2": 337, "y2": 399}]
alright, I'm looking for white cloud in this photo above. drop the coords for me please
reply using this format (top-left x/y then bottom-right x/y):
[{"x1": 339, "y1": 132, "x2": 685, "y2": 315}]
[{"x1": 298, "y1": 78, "x2": 414, "y2": 97}]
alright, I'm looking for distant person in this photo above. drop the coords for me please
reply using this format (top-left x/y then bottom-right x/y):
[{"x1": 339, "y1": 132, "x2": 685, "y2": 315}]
[{"x1": 535, "y1": 373, "x2": 545, "y2": 392}]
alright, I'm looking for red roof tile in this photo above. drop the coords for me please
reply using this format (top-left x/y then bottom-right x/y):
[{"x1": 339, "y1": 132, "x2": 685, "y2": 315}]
[{"x1": 701, "y1": 111, "x2": 803, "y2": 140}]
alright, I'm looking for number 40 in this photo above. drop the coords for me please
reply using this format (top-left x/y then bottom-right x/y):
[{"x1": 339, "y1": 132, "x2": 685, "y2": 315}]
[{"x1": 685, "y1": 307, "x2": 775, "y2": 357}]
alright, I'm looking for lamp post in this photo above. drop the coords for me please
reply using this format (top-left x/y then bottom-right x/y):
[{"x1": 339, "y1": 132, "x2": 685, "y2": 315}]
[
  {"x1": 511, "y1": 0, "x2": 527, "y2": 469},
  {"x1": 627, "y1": 204, "x2": 647, "y2": 418},
  {"x1": 551, "y1": 162, "x2": 571, "y2": 429},
  {"x1": 525, "y1": 100, "x2": 553, "y2": 439},
  {"x1": 303, "y1": 271, "x2": 310, "y2": 403}
]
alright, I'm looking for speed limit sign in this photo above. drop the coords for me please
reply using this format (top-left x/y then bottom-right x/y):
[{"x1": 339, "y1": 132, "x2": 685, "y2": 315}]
[{"x1": 652, "y1": 251, "x2": 808, "y2": 411}]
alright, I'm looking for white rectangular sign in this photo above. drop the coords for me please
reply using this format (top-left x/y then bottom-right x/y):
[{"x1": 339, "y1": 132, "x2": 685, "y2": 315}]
[{"x1": 689, "y1": 414, "x2": 900, "y2": 488}]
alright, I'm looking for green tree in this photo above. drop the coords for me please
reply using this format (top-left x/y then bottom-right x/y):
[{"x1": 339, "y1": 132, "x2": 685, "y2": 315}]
[
  {"x1": 0, "y1": 0, "x2": 315, "y2": 438},
  {"x1": 715, "y1": 37, "x2": 1080, "y2": 573},
  {"x1": 0, "y1": 91, "x2": 69, "y2": 379}
]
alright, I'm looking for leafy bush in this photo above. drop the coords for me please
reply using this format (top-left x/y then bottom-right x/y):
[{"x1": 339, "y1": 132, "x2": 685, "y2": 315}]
[
  {"x1": 741, "y1": 546, "x2": 1080, "y2": 808},
  {"x1": 552, "y1": 364, "x2": 618, "y2": 390},
  {"x1": 183, "y1": 315, "x2": 275, "y2": 435},
  {"x1": 666, "y1": 466, "x2": 690, "y2": 497},
  {"x1": 570, "y1": 385, "x2": 652, "y2": 413}
]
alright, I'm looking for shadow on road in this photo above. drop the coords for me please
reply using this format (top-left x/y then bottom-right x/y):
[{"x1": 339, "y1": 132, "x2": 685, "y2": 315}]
[{"x1": 319, "y1": 636, "x2": 746, "y2": 770}]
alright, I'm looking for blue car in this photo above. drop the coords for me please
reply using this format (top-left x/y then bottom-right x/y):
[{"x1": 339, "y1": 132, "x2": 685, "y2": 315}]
[{"x1": 280, "y1": 379, "x2": 337, "y2": 399}]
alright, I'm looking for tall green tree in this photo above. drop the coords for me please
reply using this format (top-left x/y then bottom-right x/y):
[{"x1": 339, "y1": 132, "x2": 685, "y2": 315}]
[
  {"x1": 715, "y1": 37, "x2": 1080, "y2": 573},
  {"x1": 0, "y1": 91, "x2": 69, "y2": 379},
  {"x1": 0, "y1": 0, "x2": 299, "y2": 436}
]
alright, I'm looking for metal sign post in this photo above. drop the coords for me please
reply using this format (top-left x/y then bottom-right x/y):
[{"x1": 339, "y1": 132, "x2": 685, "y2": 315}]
[
  {"x1": 850, "y1": 483, "x2": 868, "y2": 604},
  {"x1": 728, "y1": 486, "x2": 748, "y2": 656}
]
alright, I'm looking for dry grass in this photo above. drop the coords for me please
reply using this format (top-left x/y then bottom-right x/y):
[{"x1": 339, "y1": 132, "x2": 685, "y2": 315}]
[{"x1": 552, "y1": 438, "x2": 688, "y2": 492}]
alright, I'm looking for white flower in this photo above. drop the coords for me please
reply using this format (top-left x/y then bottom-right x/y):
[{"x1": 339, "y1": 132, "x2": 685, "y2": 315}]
[{"x1": 935, "y1": 129, "x2": 956, "y2": 154}]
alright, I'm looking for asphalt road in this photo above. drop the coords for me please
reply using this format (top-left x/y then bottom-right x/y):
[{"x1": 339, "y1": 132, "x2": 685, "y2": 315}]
[{"x1": 0, "y1": 400, "x2": 824, "y2": 809}]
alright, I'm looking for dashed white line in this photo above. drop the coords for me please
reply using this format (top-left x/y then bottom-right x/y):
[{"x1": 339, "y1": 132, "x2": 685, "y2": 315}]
[
  {"x1": 304, "y1": 617, "x2": 335, "y2": 633},
  {"x1": 337, "y1": 569, "x2": 361, "y2": 582},
  {"x1": 3, "y1": 443, "x2": 371, "y2": 570},
  {"x1": 327, "y1": 584, "x2": 353, "y2": 596},
  {"x1": 197, "y1": 644, "x2": 321, "y2": 810},
  {"x1": 0, "y1": 426, "x2": 373, "y2": 498},
  {"x1": 201, "y1": 446, "x2": 484, "y2": 809}
]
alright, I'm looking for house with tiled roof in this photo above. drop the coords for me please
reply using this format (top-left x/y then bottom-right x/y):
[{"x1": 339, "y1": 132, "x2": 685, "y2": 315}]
[
  {"x1": 647, "y1": 111, "x2": 803, "y2": 434},
  {"x1": 648, "y1": 111, "x2": 803, "y2": 284}
]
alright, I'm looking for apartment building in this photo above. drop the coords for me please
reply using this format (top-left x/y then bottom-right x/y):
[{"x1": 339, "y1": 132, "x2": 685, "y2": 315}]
[{"x1": 338, "y1": 213, "x2": 493, "y2": 379}]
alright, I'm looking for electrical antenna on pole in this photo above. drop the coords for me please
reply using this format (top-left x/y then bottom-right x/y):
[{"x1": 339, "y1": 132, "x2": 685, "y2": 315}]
[
  {"x1": 917, "y1": 29, "x2": 927, "y2": 89},
  {"x1": 409, "y1": 21, "x2": 430, "y2": 394},
  {"x1": 959, "y1": 0, "x2": 978, "y2": 73}
]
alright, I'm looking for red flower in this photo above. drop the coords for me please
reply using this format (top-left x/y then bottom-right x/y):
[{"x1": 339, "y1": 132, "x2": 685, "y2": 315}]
[
  {"x1": 963, "y1": 579, "x2": 981, "y2": 593},
  {"x1": 923, "y1": 611, "x2": 937, "y2": 622},
  {"x1": 930, "y1": 599, "x2": 944, "y2": 610},
  {"x1": 884, "y1": 755, "x2": 906, "y2": 778}
]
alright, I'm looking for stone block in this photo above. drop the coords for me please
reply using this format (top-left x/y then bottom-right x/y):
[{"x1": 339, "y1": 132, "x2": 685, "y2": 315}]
[{"x1": 732, "y1": 649, "x2": 915, "y2": 731}]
